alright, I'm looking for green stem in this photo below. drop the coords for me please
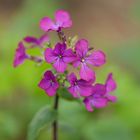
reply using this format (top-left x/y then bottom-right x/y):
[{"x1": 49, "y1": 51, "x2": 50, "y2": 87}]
[{"x1": 53, "y1": 95, "x2": 59, "y2": 140}]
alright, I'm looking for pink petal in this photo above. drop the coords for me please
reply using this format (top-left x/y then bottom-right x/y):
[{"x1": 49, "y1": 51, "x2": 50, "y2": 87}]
[
  {"x1": 53, "y1": 59, "x2": 67, "y2": 73},
  {"x1": 67, "y1": 73, "x2": 77, "y2": 85},
  {"x1": 55, "y1": 10, "x2": 72, "y2": 28},
  {"x1": 40, "y1": 17, "x2": 57, "y2": 31},
  {"x1": 45, "y1": 86, "x2": 57, "y2": 96},
  {"x1": 106, "y1": 94, "x2": 117, "y2": 102},
  {"x1": 79, "y1": 85, "x2": 92, "y2": 97},
  {"x1": 38, "y1": 79, "x2": 51, "y2": 90},
  {"x1": 39, "y1": 34, "x2": 49, "y2": 45},
  {"x1": 68, "y1": 86, "x2": 79, "y2": 98},
  {"x1": 53, "y1": 43, "x2": 66, "y2": 55},
  {"x1": 13, "y1": 42, "x2": 28, "y2": 67},
  {"x1": 24, "y1": 36, "x2": 38, "y2": 44},
  {"x1": 75, "y1": 39, "x2": 89, "y2": 57},
  {"x1": 105, "y1": 73, "x2": 117, "y2": 93},
  {"x1": 73, "y1": 59, "x2": 81, "y2": 68},
  {"x1": 92, "y1": 84, "x2": 106, "y2": 96},
  {"x1": 86, "y1": 50, "x2": 106, "y2": 66},
  {"x1": 92, "y1": 98, "x2": 108, "y2": 108},
  {"x1": 63, "y1": 49, "x2": 76, "y2": 63},
  {"x1": 80, "y1": 63, "x2": 96, "y2": 81},
  {"x1": 45, "y1": 48, "x2": 56, "y2": 63},
  {"x1": 83, "y1": 98, "x2": 94, "y2": 112}
]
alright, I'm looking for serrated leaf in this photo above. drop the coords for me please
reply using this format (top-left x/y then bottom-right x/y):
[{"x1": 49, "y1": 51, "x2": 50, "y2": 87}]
[
  {"x1": 27, "y1": 106, "x2": 57, "y2": 140},
  {"x1": 58, "y1": 87, "x2": 77, "y2": 101}
]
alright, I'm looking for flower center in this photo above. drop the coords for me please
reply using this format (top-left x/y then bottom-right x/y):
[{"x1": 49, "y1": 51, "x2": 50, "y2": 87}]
[
  {"x1": 81, "y1": 58, "x2": 85, "y2": 63},
  {"x1": 74, "y1": 82, "x2": 77, "y2": 86},
  {"x1": 58, "y1": 55, "x2": 62, "y2": 58}
]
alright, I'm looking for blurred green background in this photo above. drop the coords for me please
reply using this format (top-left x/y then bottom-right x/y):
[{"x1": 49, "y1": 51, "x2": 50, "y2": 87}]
[{"x1": 0, "y1": 0, "x2": 140, "y2": 140}]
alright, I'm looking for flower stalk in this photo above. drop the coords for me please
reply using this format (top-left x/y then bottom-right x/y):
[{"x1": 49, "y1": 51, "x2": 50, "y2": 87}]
[{"x1": 53, "y1": 94, "x2": 59, "y2": 140}]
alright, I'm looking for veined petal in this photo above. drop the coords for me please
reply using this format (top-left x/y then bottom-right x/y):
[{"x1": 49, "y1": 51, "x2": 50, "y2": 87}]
[
  {"x1": 63, "y1": 49, "x2": 76, "y2": 63},
  {"x1": 53, "y1": 59, "x2": 67, "y2": 73},
  {"x1": 53, "y1": 43, "x2": 66, "y2": 55},
  {"x1": 105, "y1": 73, "x2": 117, "y2": 93},
  {"x1": 68, "y1": 86, "x2": 80, "y2": 98},
  {"x1": 45, "y1": 48, "x2": 56, "y2": 63},
  {"x1": 40, "y1": 17, "x2": 57, "y2": 31},
  {"x1": 80, "y1": 63, "x2": 96, "y2": 81},
  {"x1": 55, "y1": 10, "x2": 72, "y2": 28},
  {"x1": 86, "y1": 50, "x2": 106, "y2": 66},
  {"x1": 75, "y1": 39, "x2": 89, "y2": 57}
]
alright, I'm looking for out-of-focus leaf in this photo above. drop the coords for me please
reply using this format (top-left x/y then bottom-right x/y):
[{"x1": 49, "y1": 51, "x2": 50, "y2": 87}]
[{"x1": 27, "y1": 106, "x2": 57, "y2": 140}]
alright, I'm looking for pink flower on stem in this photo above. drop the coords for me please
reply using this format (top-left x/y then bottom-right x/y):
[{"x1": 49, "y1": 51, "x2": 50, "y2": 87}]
[
  {"x1": 73, "y1": 39, "x2": 106, "y2": 81},
  {"x1": 45, "y1": 43, "x2": 76, "y2": 73},
  {"x1": 40, "y1": 10, "x2": 72, "y2": 32},
  {"x1": 38, "y1": 71, "x2": 59, "y2": 96},
  {"x1": 24, "y1": 34, "x2": 49, "y2": 48},
  {"x1": 105, "y1": 73, "x2": 117, "y2": 102},
  {"x1": 13, "y1": 42, "x2": 29, "y2": 67},
  {"x1": 67, "y1": 73, "x2": 93, "y2": 98},
  {"x1": 83, "y1": 73, "x2": 117, "y2": 112}
]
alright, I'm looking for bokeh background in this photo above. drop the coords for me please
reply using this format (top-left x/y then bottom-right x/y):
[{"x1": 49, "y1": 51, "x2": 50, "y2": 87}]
[{"x1": 0, "y1": 0, "x2": 140, "y2": 140}]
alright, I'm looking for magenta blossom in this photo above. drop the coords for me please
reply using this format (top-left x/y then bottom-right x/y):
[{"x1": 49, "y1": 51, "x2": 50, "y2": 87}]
[
  {"x1": 40, "y1": 10, "x2": 72, "y2": 32},
  {"x1": 38, "y1": 71, "x2": 59, "y2": 96},
  {"x1": 73, "y1": 39, "x2": 106, "y2": 81},
  {"x1": 45, "y1": 43, "x2": 76, "y2": 73},
  {"x1": 105, "y1": 73, "x2": 117, "y2": 102},
  {"x1": 13, "y1": 42, "x2": 29, "y2": 67},
  {"x1": 67, "y1": 73, "x2": 93, "y2": 98},
  {"x1": 24, "y1": 34, "x2": 49, "y2": 47},
  {"x1": 83, "y1": 73, "x2": 117, "y2": 112}
]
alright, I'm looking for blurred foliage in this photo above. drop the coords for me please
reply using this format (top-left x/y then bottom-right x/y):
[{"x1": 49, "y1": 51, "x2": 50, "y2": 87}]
[{"x1": 0, "y1": 0, "x2": 140, "y2": 140}]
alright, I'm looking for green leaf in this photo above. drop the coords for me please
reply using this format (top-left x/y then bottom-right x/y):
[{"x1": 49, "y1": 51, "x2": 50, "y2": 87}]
[
  {"x1": 58, "y1": 87, "x2": 77, "y2": 101},
  {"x1": 27, "y1": 106, "x2": 57, "y2": 140}
]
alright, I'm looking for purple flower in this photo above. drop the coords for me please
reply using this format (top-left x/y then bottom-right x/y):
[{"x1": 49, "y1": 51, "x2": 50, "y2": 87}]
[
  {"x1": 45, "y1": 43, "x2": 76, "y2": 73},
  {"x1": 13, "y1": 42, "x2": 29, "y2": 67},
  {"x1": 83, "y1": 73, "x2": 117, "y2": 112},
  {"x1": 67, "y1": 73, "x2": 93, "y2": 98},
  {"x1": 40, "y1": 10, "x2": 72, "y2": 32},
  {"x1": 73, "y1": 39, "x2": 106, "y2": 81},
  {"x1": 105, "y1": 73, "x2": 117, "y2": 102},
  {"x1": 24, "y1": 34, "x2": 49, "y2": 47},
  {"x1": 38, "y1": 71, "x2": 59, "y2": 96}
]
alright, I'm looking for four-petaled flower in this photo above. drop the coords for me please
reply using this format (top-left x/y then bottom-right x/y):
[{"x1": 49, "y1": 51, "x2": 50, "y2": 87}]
[
  {"x1": 24, "y1": 34, "x2": 49, "y2": 48},
  {"x1": 38, "y1": 71, "x2": 59, "y2": 96},
  {"x1": 83, "y1": 73, "x2": 117, "y2": 112},
  {"x1": 45, "y1": 43, "x2": 76, "y2": 73},
  {"x1": 13, "y1": 42, "x2": 29, "y2": 67},
  {"x1": 67, "y1": 73, "x2": 93, "y2": 98},
  {"x1": 73, "y1": 39, "x2": 106, "y2": 81},
  {"x1": 40, "y1": 10, "x2": 72, "y2": 32}
]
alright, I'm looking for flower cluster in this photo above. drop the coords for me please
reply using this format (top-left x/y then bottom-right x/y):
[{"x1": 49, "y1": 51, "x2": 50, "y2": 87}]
[{"x1": 13, "y1": 10, "x2": 117, "y2": 112}]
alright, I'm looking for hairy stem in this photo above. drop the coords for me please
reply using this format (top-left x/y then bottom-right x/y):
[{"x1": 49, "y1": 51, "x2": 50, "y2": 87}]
[{"x1": 53, "y1": 95, "x2": 59, "y2": 140}]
